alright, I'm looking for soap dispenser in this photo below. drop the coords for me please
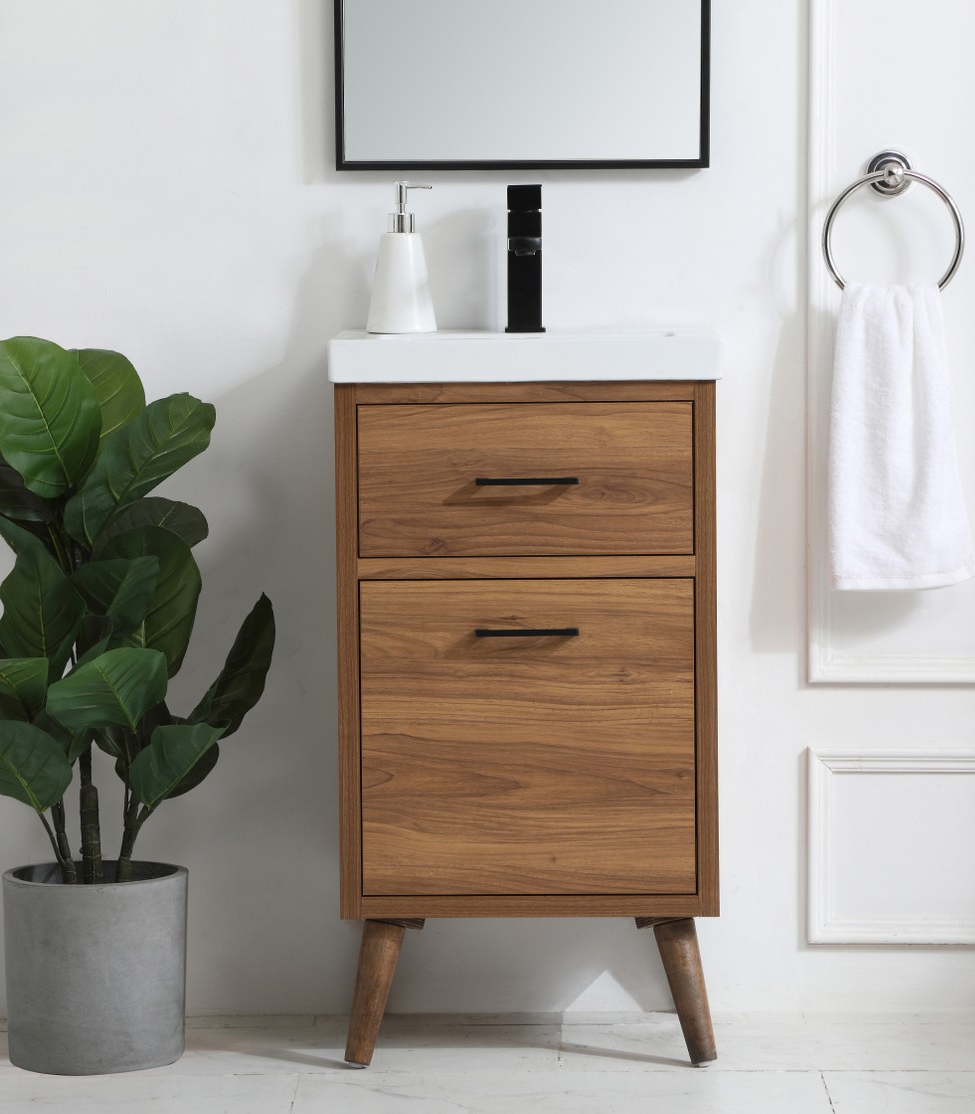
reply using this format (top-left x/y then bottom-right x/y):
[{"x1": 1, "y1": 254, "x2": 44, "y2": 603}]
[{"x1": 366, "y1": 181, "x2": 437, "y2": 334}]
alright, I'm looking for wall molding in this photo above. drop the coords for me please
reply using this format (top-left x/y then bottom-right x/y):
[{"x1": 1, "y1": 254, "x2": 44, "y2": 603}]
[
  {"x1": 805, "y1": 0, "x2": 975, "y2": 683},
  {"x1": 806, "y1": 0, "x2": 840, "y2": 683},
  {"x1": 807, "y1": 747, "x2": 975, "y2": 944}
]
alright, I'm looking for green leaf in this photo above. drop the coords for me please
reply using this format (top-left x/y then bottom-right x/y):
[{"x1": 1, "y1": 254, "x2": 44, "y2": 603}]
[
  {"x1": 0, "y1": 515, "x2": 58, "y2": 564},
  {"x1": 0, "y1": 514, "x2": 56, "y2": 563},
  {"x1": 75, "y1": 614, "x2": 115, "y2": 667},
  {"x1": 0, "y1": 337, "x2": 101, "y2": 498},
  {"x1": 0, "y1": 720, "x2": 72, "y2": 811},
  {"x1": 109, "y1": 698, "x2": 174, "y2": 780},
  {"x1": 190, "y1": 594, "x2": 275, "y2": 739},
  {"x1": 71, "y1": 349, "x2": 146, "y2": 444},
  {"x1": 164, "y1": 742, "x2": 220, "y2": 799},
  {"x1": 72, "y1": 556, "x2": 160, "y2": 635},
  {"x1": 0, "y1": 548, "x2": 86, "y2": 682},
  {"x1": 135, "y1": 699, "x2": 174, "y2": 750},
  {"x1": 93, "y1": 725, "x2": 126, "y2": 762},
  {"x1": 46, "y1": 647, "x2": 168, "y2": 734},
  {"x1": 0, "y1": 454, "x2": 54, "y2": 523},
  {"x1": 66, "y1": 730, "x2": 94, "y2": 763},
  {"x1": 94, "y1": 497, "x2": 209, "y2": 552},
  {"x1": 31, "y1": 708, "x2": 72, "y2": 749},
  {"x1": 0, "y1": 657, "x2": 49, "y2": 721},
  {"x1": 110, "y1": 700, "x2": 174, "y2": 771},
  {"x1": 29, "y1": 709, "x2": 89, "y2": 763},
  {"x1": 25, "y1": 710, "x2": 91, "y2": 770},
  {"x1": 99, "y1": 526, "x2": 201, "y2": 676},
  {"x1": 64, "y1": 393, "x2": 215, "y2": 545},
  {"x1": 129, "y1": 722, "x2": 224, "y2": 809}
]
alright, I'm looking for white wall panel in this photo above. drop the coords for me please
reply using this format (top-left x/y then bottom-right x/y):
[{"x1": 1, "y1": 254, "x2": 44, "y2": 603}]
[
  {"x1": 808, "y1": 748, "x2": 975, "y2": 944},
  {"x1": 808, "y1": 0, "x2": 975, "y2": 681}
]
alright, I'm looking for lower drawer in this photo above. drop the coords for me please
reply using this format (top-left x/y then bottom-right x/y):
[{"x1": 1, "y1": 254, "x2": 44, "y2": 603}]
[{"x1": 358, "y1": 578, "x2": 697, "y2": 897}]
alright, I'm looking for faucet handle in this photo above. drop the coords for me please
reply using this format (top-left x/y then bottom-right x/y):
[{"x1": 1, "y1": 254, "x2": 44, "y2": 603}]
[{"x1": 508, "y1": 236, "x2": 542, "y2": 257}]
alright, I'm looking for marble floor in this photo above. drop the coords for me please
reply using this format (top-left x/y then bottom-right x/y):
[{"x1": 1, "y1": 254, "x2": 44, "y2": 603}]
[{"x1": 2, "y1": 1012, "x2": 974, "y2": 1113}]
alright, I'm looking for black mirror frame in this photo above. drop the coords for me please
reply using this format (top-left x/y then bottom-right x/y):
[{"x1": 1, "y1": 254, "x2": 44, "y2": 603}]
[{"x1": 334, "y1": 0, "x2": 710, "y2": 171}]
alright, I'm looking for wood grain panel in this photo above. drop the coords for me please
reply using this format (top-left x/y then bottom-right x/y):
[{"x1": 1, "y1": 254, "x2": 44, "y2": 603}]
[
  {"x1": 693, "y1": 383, "x2": 719, "y2": 915},
  {"x1": 359, "y1": 578, "x2": 696, "y2": 896},
  {"x1": 359, "y1": 894, "x2": 708, "y2": 918},
  {"x1": 353, "y1": 382, "x2": 699, "y2": 405},
  {"x1": 357, "y1": 402, "x2": 693, "y2": 558},
  {"x1": 334, "y1": 385, "x2": 363, "y2": 918},
  {"x1": 357, "y1": 555, "x2": 696, "y2": 580}
]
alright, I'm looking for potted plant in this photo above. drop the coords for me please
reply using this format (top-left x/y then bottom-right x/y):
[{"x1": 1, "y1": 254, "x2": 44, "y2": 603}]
[{"x1": 0, "y1": 336, "x2": 275, "y2": 1075}]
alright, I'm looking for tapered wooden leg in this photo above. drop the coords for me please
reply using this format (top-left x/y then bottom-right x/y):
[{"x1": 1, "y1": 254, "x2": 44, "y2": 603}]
[
  {"x1": 636, "y1": 917, "x2": 716, "y2": 1065},
  {"x1": 345, "y1": 919, "x2": 424, "y2": 1067}
]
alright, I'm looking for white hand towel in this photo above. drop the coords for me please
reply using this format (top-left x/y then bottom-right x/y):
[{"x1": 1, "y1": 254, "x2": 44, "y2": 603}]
[{"x1": 829, "y1": 282, "x2": 975, "y2": 590}]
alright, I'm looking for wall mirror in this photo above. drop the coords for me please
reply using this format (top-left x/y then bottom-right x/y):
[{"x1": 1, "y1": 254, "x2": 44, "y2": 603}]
[{"x1": 335, "y1": 0, "x2": 710, "y2": 170}]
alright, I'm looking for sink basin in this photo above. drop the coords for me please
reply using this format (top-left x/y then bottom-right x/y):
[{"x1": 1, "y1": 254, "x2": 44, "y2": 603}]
[{"x1": 327, "y1": 330, "x2": 720, "y2": 383}]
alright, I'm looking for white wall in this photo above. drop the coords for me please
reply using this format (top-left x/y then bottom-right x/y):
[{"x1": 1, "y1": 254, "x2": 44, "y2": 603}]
[{"x1": 0, "y1": 0, "x2": 972, "y2": 1018}]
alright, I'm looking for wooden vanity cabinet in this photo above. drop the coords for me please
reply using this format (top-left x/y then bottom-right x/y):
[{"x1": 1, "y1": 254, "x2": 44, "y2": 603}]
[{"x1": 334, "y1": 379, "x2": 717, "y2": 1066}]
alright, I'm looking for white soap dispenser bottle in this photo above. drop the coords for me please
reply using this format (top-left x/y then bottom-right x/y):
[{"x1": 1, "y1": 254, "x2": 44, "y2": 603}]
[{"x1": 366, "y1": 181, "x2": 437, "y2": 334}]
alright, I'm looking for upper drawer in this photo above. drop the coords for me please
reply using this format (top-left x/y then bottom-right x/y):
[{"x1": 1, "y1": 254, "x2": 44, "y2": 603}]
[{"x1": 356, "y1": 401, "x2": 694, "y2": 557}]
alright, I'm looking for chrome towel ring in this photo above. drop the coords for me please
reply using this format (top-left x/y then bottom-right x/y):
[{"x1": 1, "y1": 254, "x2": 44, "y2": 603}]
[{"x1": 822, "y1": 150, "x2": 965, "y2": 291}]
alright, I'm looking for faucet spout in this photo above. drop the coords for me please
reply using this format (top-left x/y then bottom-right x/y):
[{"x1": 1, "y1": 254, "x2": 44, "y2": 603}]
[{"x1": 505, "y1": 185, "x2": 545, "y2": 333}]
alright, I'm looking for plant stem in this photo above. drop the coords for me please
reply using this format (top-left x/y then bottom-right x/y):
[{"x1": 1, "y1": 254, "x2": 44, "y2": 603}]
[
  {"x1": 46, "y1": 521, "x2": 79, "y2": 578},
  {"x1": 117, "y1": 799, "x2": 150, "y2": 882},
  {"x1": 50, "y1": 800, "x2": 77, "y2": 882},
  {"x1": 41, "y1": 809, "x2": 77, "y2": 884},
  {"x1": 78, "y1": 748, "x2": 103, "y2": 884}
]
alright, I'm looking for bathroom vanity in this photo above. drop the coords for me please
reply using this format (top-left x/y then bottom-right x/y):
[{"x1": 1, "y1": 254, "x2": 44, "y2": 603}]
[{"x1": 328, "y1": 331, "x2": 720, "y2": 1067}]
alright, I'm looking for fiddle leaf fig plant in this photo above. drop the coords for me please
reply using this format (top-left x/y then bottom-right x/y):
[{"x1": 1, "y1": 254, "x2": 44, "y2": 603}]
[{"x1": 0, "y1": 336, "x2": 275, "y2": 883}]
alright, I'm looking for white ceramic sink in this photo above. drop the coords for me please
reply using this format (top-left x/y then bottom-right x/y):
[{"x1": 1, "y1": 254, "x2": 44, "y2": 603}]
[{"x1": 327, "y1": 330, "x2": 720, "y2": 383}]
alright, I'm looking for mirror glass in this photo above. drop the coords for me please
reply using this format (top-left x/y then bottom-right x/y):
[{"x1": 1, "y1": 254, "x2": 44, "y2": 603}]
[{"x1": 336, "y1": 0, "x2": 709, "y2": 169}]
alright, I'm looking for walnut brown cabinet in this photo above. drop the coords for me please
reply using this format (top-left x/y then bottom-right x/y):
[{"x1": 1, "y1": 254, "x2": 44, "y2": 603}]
[{"x1": 332, "y1": 369, "x2": 718, "y2": 1068}]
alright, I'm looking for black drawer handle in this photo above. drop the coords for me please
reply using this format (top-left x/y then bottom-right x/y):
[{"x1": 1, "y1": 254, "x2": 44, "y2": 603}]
[
  {"x1": 475, "y1": 476, "x2": 579, "y2": 487},
  {"x1": 474, "y1": 627, "x2": 579, "y2": 638}
]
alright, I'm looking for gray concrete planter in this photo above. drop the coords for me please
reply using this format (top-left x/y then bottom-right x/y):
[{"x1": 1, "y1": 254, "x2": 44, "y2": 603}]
[{"x1": 3, "y1": 861, "x2": 187, "y2": 1075}]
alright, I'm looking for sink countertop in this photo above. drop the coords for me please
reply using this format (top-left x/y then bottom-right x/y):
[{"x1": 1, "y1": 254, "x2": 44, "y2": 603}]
[{"x1": 327, "y1": 330, "x2": 720, "y2": 383}]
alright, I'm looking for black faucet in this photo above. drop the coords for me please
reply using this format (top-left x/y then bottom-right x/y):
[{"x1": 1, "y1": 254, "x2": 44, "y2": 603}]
[{"x1": 505, "y1": 184, "x2": 545, "y2": 333}]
